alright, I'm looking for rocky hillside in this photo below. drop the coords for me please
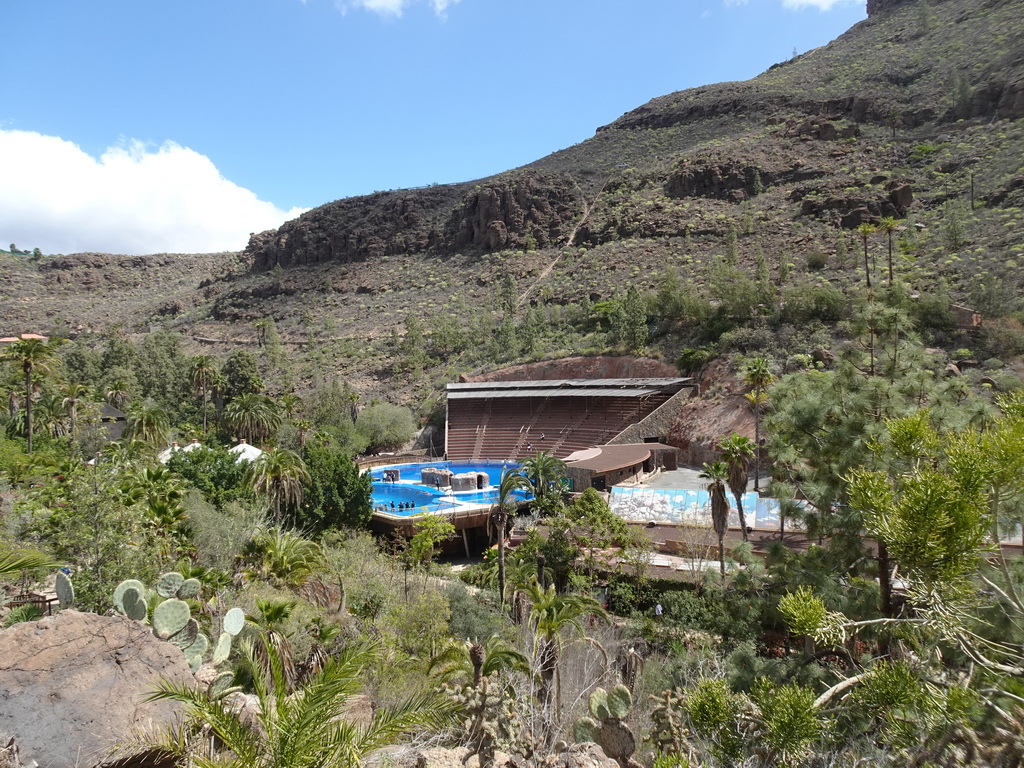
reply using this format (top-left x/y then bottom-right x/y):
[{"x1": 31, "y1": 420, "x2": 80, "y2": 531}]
[{"x1": 2, "y1": 0, "x2": 1023, "y2": 404}]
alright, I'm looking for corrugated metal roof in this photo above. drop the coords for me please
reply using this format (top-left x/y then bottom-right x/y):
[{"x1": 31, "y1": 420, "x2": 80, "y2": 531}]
[
  {"x1": 447, "y1": 387, "x2": 666, "y2": 399},
  {"x1": 447, "y1": 377, "x2": 691, "y2": 392}
]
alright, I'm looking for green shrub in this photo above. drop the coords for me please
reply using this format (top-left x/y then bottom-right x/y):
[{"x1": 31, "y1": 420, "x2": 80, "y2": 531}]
[
  {"x1": 806, "y1": 251, "x2": 828, "y2": 270},
  {"x1": 446, "y1": 582, "x2": 503, "y2": 642}
]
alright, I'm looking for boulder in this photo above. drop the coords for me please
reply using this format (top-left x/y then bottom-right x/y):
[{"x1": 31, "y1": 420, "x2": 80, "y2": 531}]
[
  {"x1": 542, "y1": 743, "x2": 620, "y2": 768},
  {"x1": 888, "y1": 183, "x2": 914, "y2": 212},
  {"x1": 0, "y1": 611, "x2": 194, "y2": 768},
  {"x1": 840, "y1": 207, "x2": 873, "y2": 229}
]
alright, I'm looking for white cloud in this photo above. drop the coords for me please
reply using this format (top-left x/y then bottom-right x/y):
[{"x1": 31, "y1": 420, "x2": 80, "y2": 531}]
[
  {"x1": 336, "y1": 0, "x2": 459, "y2": 18},
  {"x1": 431, "y1": 0, "x2": 461, "y2": 15},
  {"x1": 0, "y1": 130, "x2": 306, "y2": 255}
]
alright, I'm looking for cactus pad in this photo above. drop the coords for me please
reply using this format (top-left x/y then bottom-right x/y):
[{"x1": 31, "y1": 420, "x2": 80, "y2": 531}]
[
  {"x1": 153, "y1": 598, "x2": 191, "y2": 640},
  {"x1": 169, "y1": 618, "x2": 199, "y2": 650},
  {"x1": 573, "y1": 717, "x2": 599, "y2": 744},
  {"x1": 177, "y1": 578, "x2": 201, "y2": 599},
  {"x1": 223, "y1": 607, "x2": 245, "y2": 636},
  {"x1": 212, "y1": 631, "x2": 232, "y2": 665},
  {"x1": 607, "y1": 684, "x2": 633, "y2": 719},
  {"x1": 114, "y1": 579, "x2": 147, "y2": 615},
  {"x1": 122, "y1": 587, "x2": 148, "y2": 621},
  {"x1": 156, "y1": 572, "x2": 185, "y2": 598},
  {"x1": 589, "y1": 687, "x2": 610, "y2": 721},
  {"x1": 186, "y1": 632, "x2": 210, "y2": 659},
  {"x1": 208, "y1": 671, "x2": 236, "y2": 700},
  {"x1": 55, "y1": 572, "x2": 75, "y2": 609}
]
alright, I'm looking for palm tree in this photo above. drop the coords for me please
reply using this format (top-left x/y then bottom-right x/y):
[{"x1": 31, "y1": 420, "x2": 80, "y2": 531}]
[
  {"x1": 188, "y1": 355, "x2": 218, "y2": 434},
  {"x1": 280, "y1": 392, "x2": 302, "y2": 419},
  {"x1": 719, "y1": 433, "x2": 756, "y2": 541},
  {"x1": 225, "y1": 392, "x2": 281, "y2": 445},
  {"x1": 35, "y1": 392, "x2": 67, "y2": 438},
  {"x1": 525, "y1": 580, "x2": 606, "y2": 719},
  {"x1": 2, "y1": 337, "x2": 60, "y2": 453},
  {"x1": 104, "y1": 378, "x2": 133, "y2": 411},
  {"x1": 60, "y1": 382, "x2": 90, "y2": 439},
  {"x1": 138, "y1": 639, "x2": 455, "y2": 768},
  {"x1": 520, "y1": 450, "x2": 567, "y2": 511},
  {"x1": 293, "y1": 418, "x2": 314, "y2": 449},
  {"x1": 246, "y1": 449, "x2": 309, "y2": 527},
  {"x1": 742, "y1": 357, "x2": 775, "y2": 491},
  {"x1": 4, "y1": 385, "x2": 20, "y2": 419},
  {"x1": 428, "y1": 635, "x2": 529, "y2": 688},
  {"x1": 855, "y1": 222, "x2": 877, "y2": 290},
  {"x1": 492, "y1": 469, "x2": 531, "y2": 606},
  {"x1": 0, "y1": 550, "x2": 58, "y2": 578},
  {"x1": 242, "y1": 527, "x2": 322, "y2": 587},
  {"x1": 248, "y1": 597, "x2": 299, "y2": 691},
  {"x1": 124, "y1": 400, "x2": 171, "y2": 448},
  {"x1": 700, "y1": 461, "x2": 731, "y2": 576},
  {"x1": 878, "y1": 216, "x2": 900, "y2": 285}
]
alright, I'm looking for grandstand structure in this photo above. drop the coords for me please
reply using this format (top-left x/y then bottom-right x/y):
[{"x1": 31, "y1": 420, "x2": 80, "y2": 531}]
[{"x1": 445, "y1": 377, "x2": 696, "y2": 461}]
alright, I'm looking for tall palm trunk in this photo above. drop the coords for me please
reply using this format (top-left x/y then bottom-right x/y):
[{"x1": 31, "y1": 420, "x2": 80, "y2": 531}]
[
  {"x1": 24, "y1": 369, "x2": 33, "y2": 454},
  {"x1": 734, "y1": 492, "x2": 746, "y2": 540},
  {"x1": 201, "y1": 383, "x2": 208, "y2": 433},
  {"x1": 753, "y1": 390, "x2": 761, "y2": 491},
  {"x1": 496, "y1": 510, "x2": 507, "y2": 605}
]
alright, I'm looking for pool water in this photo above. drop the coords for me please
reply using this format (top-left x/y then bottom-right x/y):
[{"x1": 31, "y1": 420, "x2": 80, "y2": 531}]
[{"x1": 370, "y1": 461, "x2": 532, "y2": 516}]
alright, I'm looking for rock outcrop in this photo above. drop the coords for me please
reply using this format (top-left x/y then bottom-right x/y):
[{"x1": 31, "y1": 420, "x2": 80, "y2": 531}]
[
  {"x1": 444, "y1": 173, "x2": 582, "y2": 252},
  {"x1": 247, "y1": 185, "x2": 466, "y2": 271},
  {"x1": 0, "y1": 611, "x2": 193, "y2": 768}
]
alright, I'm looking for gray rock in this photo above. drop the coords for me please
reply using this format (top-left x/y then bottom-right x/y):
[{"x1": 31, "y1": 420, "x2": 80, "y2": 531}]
[{"x1": 0, "y1": 611, "x2": 193, "y2": 768}]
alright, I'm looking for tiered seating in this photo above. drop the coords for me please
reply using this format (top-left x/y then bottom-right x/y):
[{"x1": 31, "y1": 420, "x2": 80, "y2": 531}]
[
  {"x1": 446, "y1": 381, "x2": 686, "y2": 461},
  {"x1": 446, "y1": 399, "x2": 488, "y2": 459}
]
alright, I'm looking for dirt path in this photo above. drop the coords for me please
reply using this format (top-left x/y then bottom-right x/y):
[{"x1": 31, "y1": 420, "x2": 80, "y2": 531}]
[{"x1": 516, "y1": 179, "x2": 608, "y2": 310}]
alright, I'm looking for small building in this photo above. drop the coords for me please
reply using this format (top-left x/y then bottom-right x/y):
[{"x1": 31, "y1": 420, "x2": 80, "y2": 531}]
[
  {"x1": 951, "y1": 304, "x2": 982, "y2": 330},
  {"x1": 97, "y1": 403, "x2": 128, "y2": 442},
  {"x1": 564, "y1": 443, "x2": 679, "y2": 492},
  {"x1": 158, "y1": 438, "x2": 203, "y2": 464}
]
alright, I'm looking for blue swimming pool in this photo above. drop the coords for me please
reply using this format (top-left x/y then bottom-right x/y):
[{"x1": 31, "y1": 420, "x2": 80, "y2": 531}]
[{"x1": 369, "y1": 461, "x2": 532, "y2": 516}]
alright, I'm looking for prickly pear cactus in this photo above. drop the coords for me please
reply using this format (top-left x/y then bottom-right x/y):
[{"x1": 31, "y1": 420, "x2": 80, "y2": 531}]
[
  {"x1": 212, "y1": 631, "x2": 232, "y2": 665},
  {"x1": 55, "y1": 571, "x2": 74, "y2": 609},
  {"x1": 223, "y1": 607, "x2": 245, "y2": 636},
  {"x1": 208, "y1": 671, "x2": 237, "y2": 700},
  {"x1": 153, "y1": 598, "x2": 191, "y2": 640},
  {"x1": 575, "y1": 685, "x2": 636, "y2": 768},
  {"x1": 156, "y1": 572, "x2": 185, "y2": 598},
  {"x1": 169, "y1": 618, "x2": 200, "y2": 650},
  {"x1": 177, "y1": 578, "x2": 201, "y2": 599},
  {"x1": 113, "y1": 579, "x2": 147, "y2": 617},
  {"x1": 111, "y1": 575, "x2": 239, "y2": 675}
]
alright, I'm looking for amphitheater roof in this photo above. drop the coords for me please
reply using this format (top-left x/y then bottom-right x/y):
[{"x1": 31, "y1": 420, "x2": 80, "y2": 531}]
[{"x1": 447, "y1": 377, "x2": 692, "y2": 399}]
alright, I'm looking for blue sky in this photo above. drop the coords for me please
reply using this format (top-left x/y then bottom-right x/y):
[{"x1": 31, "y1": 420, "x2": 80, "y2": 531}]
[{"x1": 1, "y1": 0, "x2": 865, "y2": 255}]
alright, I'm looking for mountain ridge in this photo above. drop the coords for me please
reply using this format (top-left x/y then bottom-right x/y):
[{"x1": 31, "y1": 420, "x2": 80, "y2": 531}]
[{"x1": 3, "y1": 0, "x2": 1023, "y2": 404}]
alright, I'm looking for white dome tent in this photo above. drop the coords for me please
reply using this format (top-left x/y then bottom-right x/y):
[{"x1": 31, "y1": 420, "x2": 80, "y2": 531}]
[{"x1": 229, "y1": 438, "x2": 264, "y2": 464}]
